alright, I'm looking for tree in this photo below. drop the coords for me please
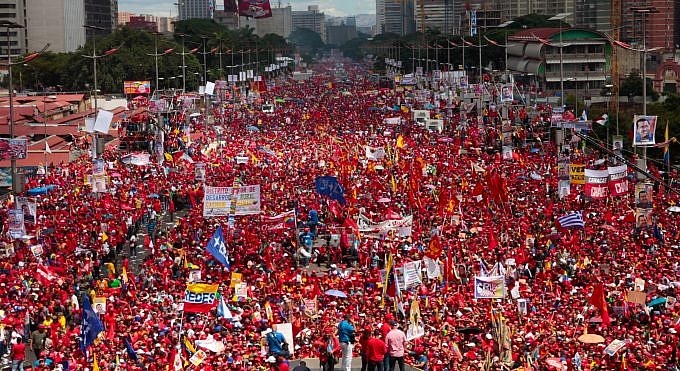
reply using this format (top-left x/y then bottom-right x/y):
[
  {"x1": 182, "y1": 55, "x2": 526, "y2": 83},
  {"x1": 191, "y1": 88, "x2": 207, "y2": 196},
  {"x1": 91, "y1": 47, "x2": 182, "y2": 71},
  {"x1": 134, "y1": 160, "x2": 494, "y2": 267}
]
[
  {"x1": 619, "y1": 70, "x2": 659, "y2": 101},
  {"x1": 288, "y1": 28, "x2": 324, "y2": 55}
]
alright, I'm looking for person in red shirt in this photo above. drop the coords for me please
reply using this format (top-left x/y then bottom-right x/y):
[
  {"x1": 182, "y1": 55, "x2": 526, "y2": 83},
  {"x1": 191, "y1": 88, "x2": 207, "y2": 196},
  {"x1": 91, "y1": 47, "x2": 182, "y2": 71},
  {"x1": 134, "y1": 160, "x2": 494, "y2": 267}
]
[
  {"x1": 365, "y1": 329, "x2": 387, "y2": 371},
  {"x1": 10, "y1": 337, "x2": 26, "y2": 371}
]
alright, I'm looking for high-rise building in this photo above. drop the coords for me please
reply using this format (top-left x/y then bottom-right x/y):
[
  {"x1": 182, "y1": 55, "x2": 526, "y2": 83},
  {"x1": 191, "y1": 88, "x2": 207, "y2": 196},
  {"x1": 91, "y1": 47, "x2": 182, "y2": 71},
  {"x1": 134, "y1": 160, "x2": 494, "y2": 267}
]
[
  {"x1": 117, "y1": 11, "x2": 133, "y2": 25},
  {"x1": 0, "y1": 0, "x2": 28, "y2": 57},
  {"x1": 84, "y1": 0, "x2": 118, "y2": 40},
  {"x1": 326, "y1": 21, "x2": 358, "y2": 46},
  {"x1": 253, "y1": 5, "x2": 293, "y2": 38},
  {"x1": 178, "y1": 0, "x2": 214, "y2": 21},
  {"x1": 414, "y1": 0, "x2": 459, "y2": 34},
  {"x1": 26, "y1": 0, "x2": 86, "y2": 53},
  {"x1": 157, "y1": 17, "x2": 175, "y2": 33},
  {"x1": 292, "y1": 5, "x2": 326, "y2": 42},
  {"x1": 376, "y1": 0, "x2": 415, "y2": 36},
  {"x1": 620, "y1": 0, "x2": 675, "y2": 54},
  {"x1": 500, "y1": 0, "x2": 575, "y2": 25},
  {"x1": 573, "y1": 0, "x2": 611, "y2": 32}
]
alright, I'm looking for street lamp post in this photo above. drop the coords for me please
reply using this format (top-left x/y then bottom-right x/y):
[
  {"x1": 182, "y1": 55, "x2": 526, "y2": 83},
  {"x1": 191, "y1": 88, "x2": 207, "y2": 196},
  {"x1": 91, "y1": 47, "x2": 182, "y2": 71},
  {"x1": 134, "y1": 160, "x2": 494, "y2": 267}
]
[
  {"x1": 147, "y1": 32, "x2": 173, "y2": 97},
  {"x1": 83, "y1": 24, "x2": 120, "y2": 159},
  {"x1": 631, "y1": 6, "x2": 658, "y2": 174},
  {"x1": 548, "y1": 13, "x2": 572, "y2": 109}
]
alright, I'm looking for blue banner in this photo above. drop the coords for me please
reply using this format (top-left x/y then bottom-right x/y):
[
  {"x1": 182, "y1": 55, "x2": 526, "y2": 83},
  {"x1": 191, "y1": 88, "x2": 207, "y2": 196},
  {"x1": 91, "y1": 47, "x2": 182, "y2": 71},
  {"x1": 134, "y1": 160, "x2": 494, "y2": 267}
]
[{"x1": 315, "y1": 176, "x2": 346, "y2": 205}]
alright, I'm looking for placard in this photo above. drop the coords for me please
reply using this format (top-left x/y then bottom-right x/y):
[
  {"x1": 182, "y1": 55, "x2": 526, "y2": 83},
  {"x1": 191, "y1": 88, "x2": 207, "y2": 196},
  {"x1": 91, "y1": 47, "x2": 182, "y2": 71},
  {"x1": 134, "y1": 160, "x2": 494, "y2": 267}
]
[
  {"x1": 189, "y1": 349, "x2": 207, "y2": 366},
  {"x1": 93, "y1": 297, "x2": 107, "y2": 314},
  {"x1": 474, "y1": 275, "x2": 506, "y2": 299},
  {"x1": 626, "y1": 291, "x2": 647, "y2": 305},
  {"x1": 203, "y1": 185, "x2": 261, "y2": 217}
]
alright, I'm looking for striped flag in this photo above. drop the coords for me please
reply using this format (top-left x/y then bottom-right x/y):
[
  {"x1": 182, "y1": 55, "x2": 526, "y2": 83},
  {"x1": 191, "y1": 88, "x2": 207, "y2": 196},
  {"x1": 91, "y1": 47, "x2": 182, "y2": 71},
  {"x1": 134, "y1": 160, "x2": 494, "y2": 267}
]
[{"x1": 557, "y1": 211, "x2": 585, "y2": 228}]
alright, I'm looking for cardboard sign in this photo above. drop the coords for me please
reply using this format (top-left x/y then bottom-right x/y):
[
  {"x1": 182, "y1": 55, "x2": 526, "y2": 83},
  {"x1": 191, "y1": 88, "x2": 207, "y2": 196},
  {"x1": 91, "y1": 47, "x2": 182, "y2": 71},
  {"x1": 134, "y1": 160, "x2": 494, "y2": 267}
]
[
  {"x1": 93, "y1": 297, "x2": 107, "y2": 314},
  {"x1": 626, "y1": 291, "x2": 647, "y2": 305},
  {"x1": 189, "y1": 349, "x2": 207, "y2": 366}
]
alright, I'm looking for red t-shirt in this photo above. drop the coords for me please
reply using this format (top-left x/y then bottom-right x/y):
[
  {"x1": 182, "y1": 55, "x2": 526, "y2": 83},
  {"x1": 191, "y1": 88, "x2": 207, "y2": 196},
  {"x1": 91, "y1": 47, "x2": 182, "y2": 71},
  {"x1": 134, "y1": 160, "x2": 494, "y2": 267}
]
[
  {"x1": 11, "y1": 343, "x2": 26, "y2": 361},
  {"x1": 365, "y1": 337, "x2": 387, "y2": 362},
  {"x1": 277, "y1": 362, "x2": 290, "y2": 371}
]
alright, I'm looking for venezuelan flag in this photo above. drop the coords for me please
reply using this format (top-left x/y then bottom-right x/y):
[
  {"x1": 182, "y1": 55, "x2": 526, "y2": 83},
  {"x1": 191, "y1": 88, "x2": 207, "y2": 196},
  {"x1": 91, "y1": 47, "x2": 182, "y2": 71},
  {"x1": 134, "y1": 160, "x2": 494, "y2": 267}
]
[{"x1": 183, "y1": 283, "x2": 219, "y2": 313}]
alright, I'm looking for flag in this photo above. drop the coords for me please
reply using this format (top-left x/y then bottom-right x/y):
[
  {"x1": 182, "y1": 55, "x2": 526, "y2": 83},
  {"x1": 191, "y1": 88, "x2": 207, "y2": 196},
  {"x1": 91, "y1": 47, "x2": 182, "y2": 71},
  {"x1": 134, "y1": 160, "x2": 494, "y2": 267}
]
[
  {"x1": 183, "y1": 283, "x2": 219, "y2": 313},
  {"x1": 264, "y1": 301, "x2": 274, "y2": 322},
  {"x1": 588, "y1": 283, "x2": 611, "y2": 326},
  {"x1": 206, "y1": 226, "x2": 230, "y2": 270},
  {"x1": 216, "y1": 295, "x2": 233, "y2": 319},
  {"x1": 579, "y1": 110, "x2": 588, "y2": 121},
  {"x1": 557, "y1": 211, "x2": 585, "y2": 228},
  {"x1": 45, "y1": 141, "x2": 52, "y2": 154},
  {"x1": 124, "y1": 336, "x2": 139, "y2": 363},
  {"x1": 664, "y1": 121, "x2": 670, "y2": 166},
  {"x1": 396, "y1": 134, "x2": 404, "y2": 149},
  {"x1": 101, "y1": 232, "x2": 108, "y2": 242},
  {"x1": 595, "y1": 113, "x2": 609, "y2": 126},
  {"x1": 239, "y1": 0, "x2": 273, "y2": 18},
  {"x1": 121, "y1": 267, "x2": 129, "y2": 285},
  {"x1": 621, "y1": 352, "x2": 627, "y2": 370},
  {"x1": 314, "y1": 176, "x2": 346, "y2": 205},
  {"x1": 171, "y1": 348, "x2": 183, "y2": 371},
  {"x1": 182, "y1": 336, "x2": 196, "y2": 355},
  {"x1": 93, "y1": 354, "x2": 100, "y2": 371},
  {"x1": 80, "y1": 296, "x2": 104, "y2": 353}
]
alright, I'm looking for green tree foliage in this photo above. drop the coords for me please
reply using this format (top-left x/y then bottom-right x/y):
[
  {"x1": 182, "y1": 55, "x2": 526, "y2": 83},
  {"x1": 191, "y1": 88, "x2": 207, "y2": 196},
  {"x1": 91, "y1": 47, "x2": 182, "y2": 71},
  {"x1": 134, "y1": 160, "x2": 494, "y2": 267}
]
[
  {"x1": 13, "y1": 23, "x2": 290, "y2": 94},
  {"x1": 288, "y1": 28, "x2": 325, "y2": 55}
]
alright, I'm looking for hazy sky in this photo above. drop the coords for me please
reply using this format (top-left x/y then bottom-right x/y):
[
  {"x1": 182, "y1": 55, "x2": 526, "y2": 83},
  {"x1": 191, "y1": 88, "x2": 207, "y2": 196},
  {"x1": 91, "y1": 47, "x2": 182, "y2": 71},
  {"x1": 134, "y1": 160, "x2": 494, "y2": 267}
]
[{"x1": 118, "y1": 0, "x2": 376, "y2": 17}]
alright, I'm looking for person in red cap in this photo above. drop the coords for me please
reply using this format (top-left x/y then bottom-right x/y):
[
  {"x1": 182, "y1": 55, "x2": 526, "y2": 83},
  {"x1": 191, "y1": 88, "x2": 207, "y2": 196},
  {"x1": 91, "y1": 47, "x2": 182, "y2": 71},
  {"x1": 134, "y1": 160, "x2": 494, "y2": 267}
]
[
  {"x1": 358, "y1": 325, "x2": 372, "y2": 371},
  {"x1": 316, "y1": 328, "x2": 340, "y2": 371}
]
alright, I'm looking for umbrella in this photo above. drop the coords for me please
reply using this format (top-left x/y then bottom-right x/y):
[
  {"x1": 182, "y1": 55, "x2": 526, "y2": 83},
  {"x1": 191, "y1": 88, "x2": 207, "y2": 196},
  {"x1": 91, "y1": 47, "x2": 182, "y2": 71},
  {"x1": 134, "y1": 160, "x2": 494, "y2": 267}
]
[
  {"x1": 368, "y1": 107, "x2": 380, "y2": 111},
  {"x1": 667, "y1": 206, "x2": 680, "y2": 213},
  {"x1": 424, "y1": 184, "x2": 436, "y2": 190},
  {"x1": 377, "y1": 197, "x2": 391, "y2": 203},
  {"x1": 246, "y1": 125, "x2": 260, "y2": 132},
  {"x1": 456, "y1": 327, "x2": 483, "y2": 335},
  {"x1": 530, "y1": 147, "x2": 540, "y2": 153},
  {"x1": 110, "y1": 172, "x2": 122, "y2": 177},
  {"x1": 648, "y1": 297, "x2": 667, "y2": 307},
  {"x1": 578, "y1": 333, "x2": 605, "y2": 343},
  {"x1": 437, "y1": 137, "x2": 454, "y2": 143},
  {"x1": 147, "y1": 193, "x2": 159, "y2": 198},
  {"x1": 324, "y1": 289, "x2": 348, "y2": 298}
]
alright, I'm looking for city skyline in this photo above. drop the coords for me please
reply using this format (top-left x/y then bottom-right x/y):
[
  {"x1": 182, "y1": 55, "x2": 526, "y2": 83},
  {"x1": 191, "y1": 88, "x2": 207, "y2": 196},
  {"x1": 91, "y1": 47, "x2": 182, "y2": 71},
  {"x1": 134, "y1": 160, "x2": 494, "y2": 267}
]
[{"x1": 118, "y1": 0, "x2": 376, "y2": 17}]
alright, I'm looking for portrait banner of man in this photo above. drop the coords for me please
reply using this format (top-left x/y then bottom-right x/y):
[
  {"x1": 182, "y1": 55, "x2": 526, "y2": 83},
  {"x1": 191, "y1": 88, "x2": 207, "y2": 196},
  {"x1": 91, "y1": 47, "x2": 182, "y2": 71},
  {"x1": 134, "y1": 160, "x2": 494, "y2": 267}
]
[
  {"x1": 633, "y1": 115, "x2": 657, "y2": 146},
  {"x1": 635, "y1": 183, "x2": 654, "y2": 209}
]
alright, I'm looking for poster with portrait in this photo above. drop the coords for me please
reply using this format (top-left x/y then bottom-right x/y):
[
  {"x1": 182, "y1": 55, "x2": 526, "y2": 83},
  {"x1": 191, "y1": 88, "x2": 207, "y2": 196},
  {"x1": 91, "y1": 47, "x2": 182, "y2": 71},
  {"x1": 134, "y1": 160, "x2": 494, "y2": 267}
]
[
  {"x1": 7, "y1": 209, "x2": 25, "y2": 239},
  {"x1": 633, "y1": 115, "x2": 657, "y2": 146},
  {"x1": 612, "y1": 135, "x2": 623, "y2": 152},
  {"x1": 15, "y1": 197, "x2": 37, "y2": 224},
  {"x1": 635, "y1": 208, "x2": 654, "y2": 229},
  {"x1": 558, "y1": 180, "x2": 571, "y2": 199},
  {"x1": 93, "y1": 297, "x2": 107, "y2": 314},
  {"x1": 501, "y1": 84, "x2": 513, "y2": 102},
  {"x1": 634, "y1": 183, "x2": 654, "y2": 209},
  {"x1": 195, "y1": 162, "x2": 206, "y2": 182}
]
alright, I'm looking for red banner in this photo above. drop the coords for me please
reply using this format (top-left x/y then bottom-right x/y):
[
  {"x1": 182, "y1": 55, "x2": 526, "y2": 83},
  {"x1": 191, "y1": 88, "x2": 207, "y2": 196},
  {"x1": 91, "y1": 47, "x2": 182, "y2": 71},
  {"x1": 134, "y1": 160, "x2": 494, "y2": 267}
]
[
  {"x1": 607, "y1": 165, "x2": 629, "y2": 197},
  {"x1": 584, "y1": 169, "x2": 609, "y2": 199},
  {"x1": 239, "y1": 0, "x2": 272, "y2": 18}
]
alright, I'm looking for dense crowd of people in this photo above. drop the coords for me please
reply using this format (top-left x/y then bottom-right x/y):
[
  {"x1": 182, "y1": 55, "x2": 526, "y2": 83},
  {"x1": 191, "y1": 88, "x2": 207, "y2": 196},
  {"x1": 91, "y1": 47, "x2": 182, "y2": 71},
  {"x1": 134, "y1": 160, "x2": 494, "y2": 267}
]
[{"x1": 0, "y1": 57, "x2": 679, "y2": 371}]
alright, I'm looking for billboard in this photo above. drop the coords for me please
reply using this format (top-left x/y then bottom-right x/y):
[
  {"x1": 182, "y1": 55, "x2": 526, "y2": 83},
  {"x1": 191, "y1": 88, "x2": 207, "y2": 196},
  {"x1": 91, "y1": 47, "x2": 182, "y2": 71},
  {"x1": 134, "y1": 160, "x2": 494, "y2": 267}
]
[
  {"x1": 124, "y1": 81, "x2": 151, "y2": 95},
  {"x1": 633, "y1": 115, "x2": 657, "y2": 146}
]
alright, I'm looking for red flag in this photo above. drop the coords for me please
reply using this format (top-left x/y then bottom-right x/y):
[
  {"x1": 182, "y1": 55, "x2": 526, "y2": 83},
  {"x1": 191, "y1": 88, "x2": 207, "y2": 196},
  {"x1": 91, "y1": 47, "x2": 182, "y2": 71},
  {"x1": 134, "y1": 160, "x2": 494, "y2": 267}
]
[
  {"x1": 487, "y1": 226, "x2": 499, "y2": 249},
  {"x1": 163, "y1": 48, "x2": 174, "y2": 54},
  {"x1": 427, "y1": 235, "x2": 443, "y2": 259},
  {"x1": 588, "y1": 284, "x2": 611, "y2": 326},
  {"x1": 449, "y1": 40, "x2": 459, "y2": 47},
  {"x1": 104, "y1": 47, "x2": 119, "y2": 56},
  {"x1": 189, "y1": 48, "x2": 199, "y2": 54},
  {"x1": 210, "y1": 47, "x2": 218, "y2": 53},
  {"x1": 239, "y1": 0, "x2": 273, "y2": 19}
]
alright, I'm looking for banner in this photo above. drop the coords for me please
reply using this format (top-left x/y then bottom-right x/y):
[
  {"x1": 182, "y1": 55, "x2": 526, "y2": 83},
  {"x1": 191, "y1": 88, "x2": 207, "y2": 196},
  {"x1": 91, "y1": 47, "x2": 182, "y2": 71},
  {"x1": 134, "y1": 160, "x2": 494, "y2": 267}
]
[
  {"x1": 633, "y1": 115, "x2": 657, "y2": 146},
  {"x1": 607, "y1": 165, "x2": 628, "y2": 196},
  {"x1": 500, "y1": 84, "x2": 513, "y2": 102},
  {"x1": 15, "y1": 197, "x2": 37, "y2": 224},
  {"x1": 365, "y1": 146, "x2": 386, "y2": 161},
  {"x1": 474, "y1": 275, "x2": 506, "y2": 299},
  {"x1": 635, "y1": 183, "x2": 653, "y2": 209},
  {"x1": 0, "y1": 139, "x2": 27, "y2": 160},
  {"x1": 123, "y1": 81, "x2": 151, "y2": 95},
  {"x1": 203, "y1": 185, "x2": 261, "y2": 217},
  {"x1": 569, "y1": 164, "x2": 585, "y2": 184},
  {"x1": 184, "y1": 283, "x2": 219, "y2": 313},
  {"x1": 238, "y1": 0, "x2": 273, "y2": 18},
  {"x1": 584, "y1": 169, "x2": 609, "y2": 199},
  {"x1": 383, "y1": 117, "x2": 402, "y2": 125},
  {"x1": 314, "y1": 176, "x2": 346, "y2": 205},
  {"x1": 402, "y1": 260, "x2": 422, "y2": 289},
  {"x1": 357, "y1": 214, "x2": 413, "y2": 237},
  {"x1": 7, "y1": 209, "x2": 25, "y2": 239}
]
